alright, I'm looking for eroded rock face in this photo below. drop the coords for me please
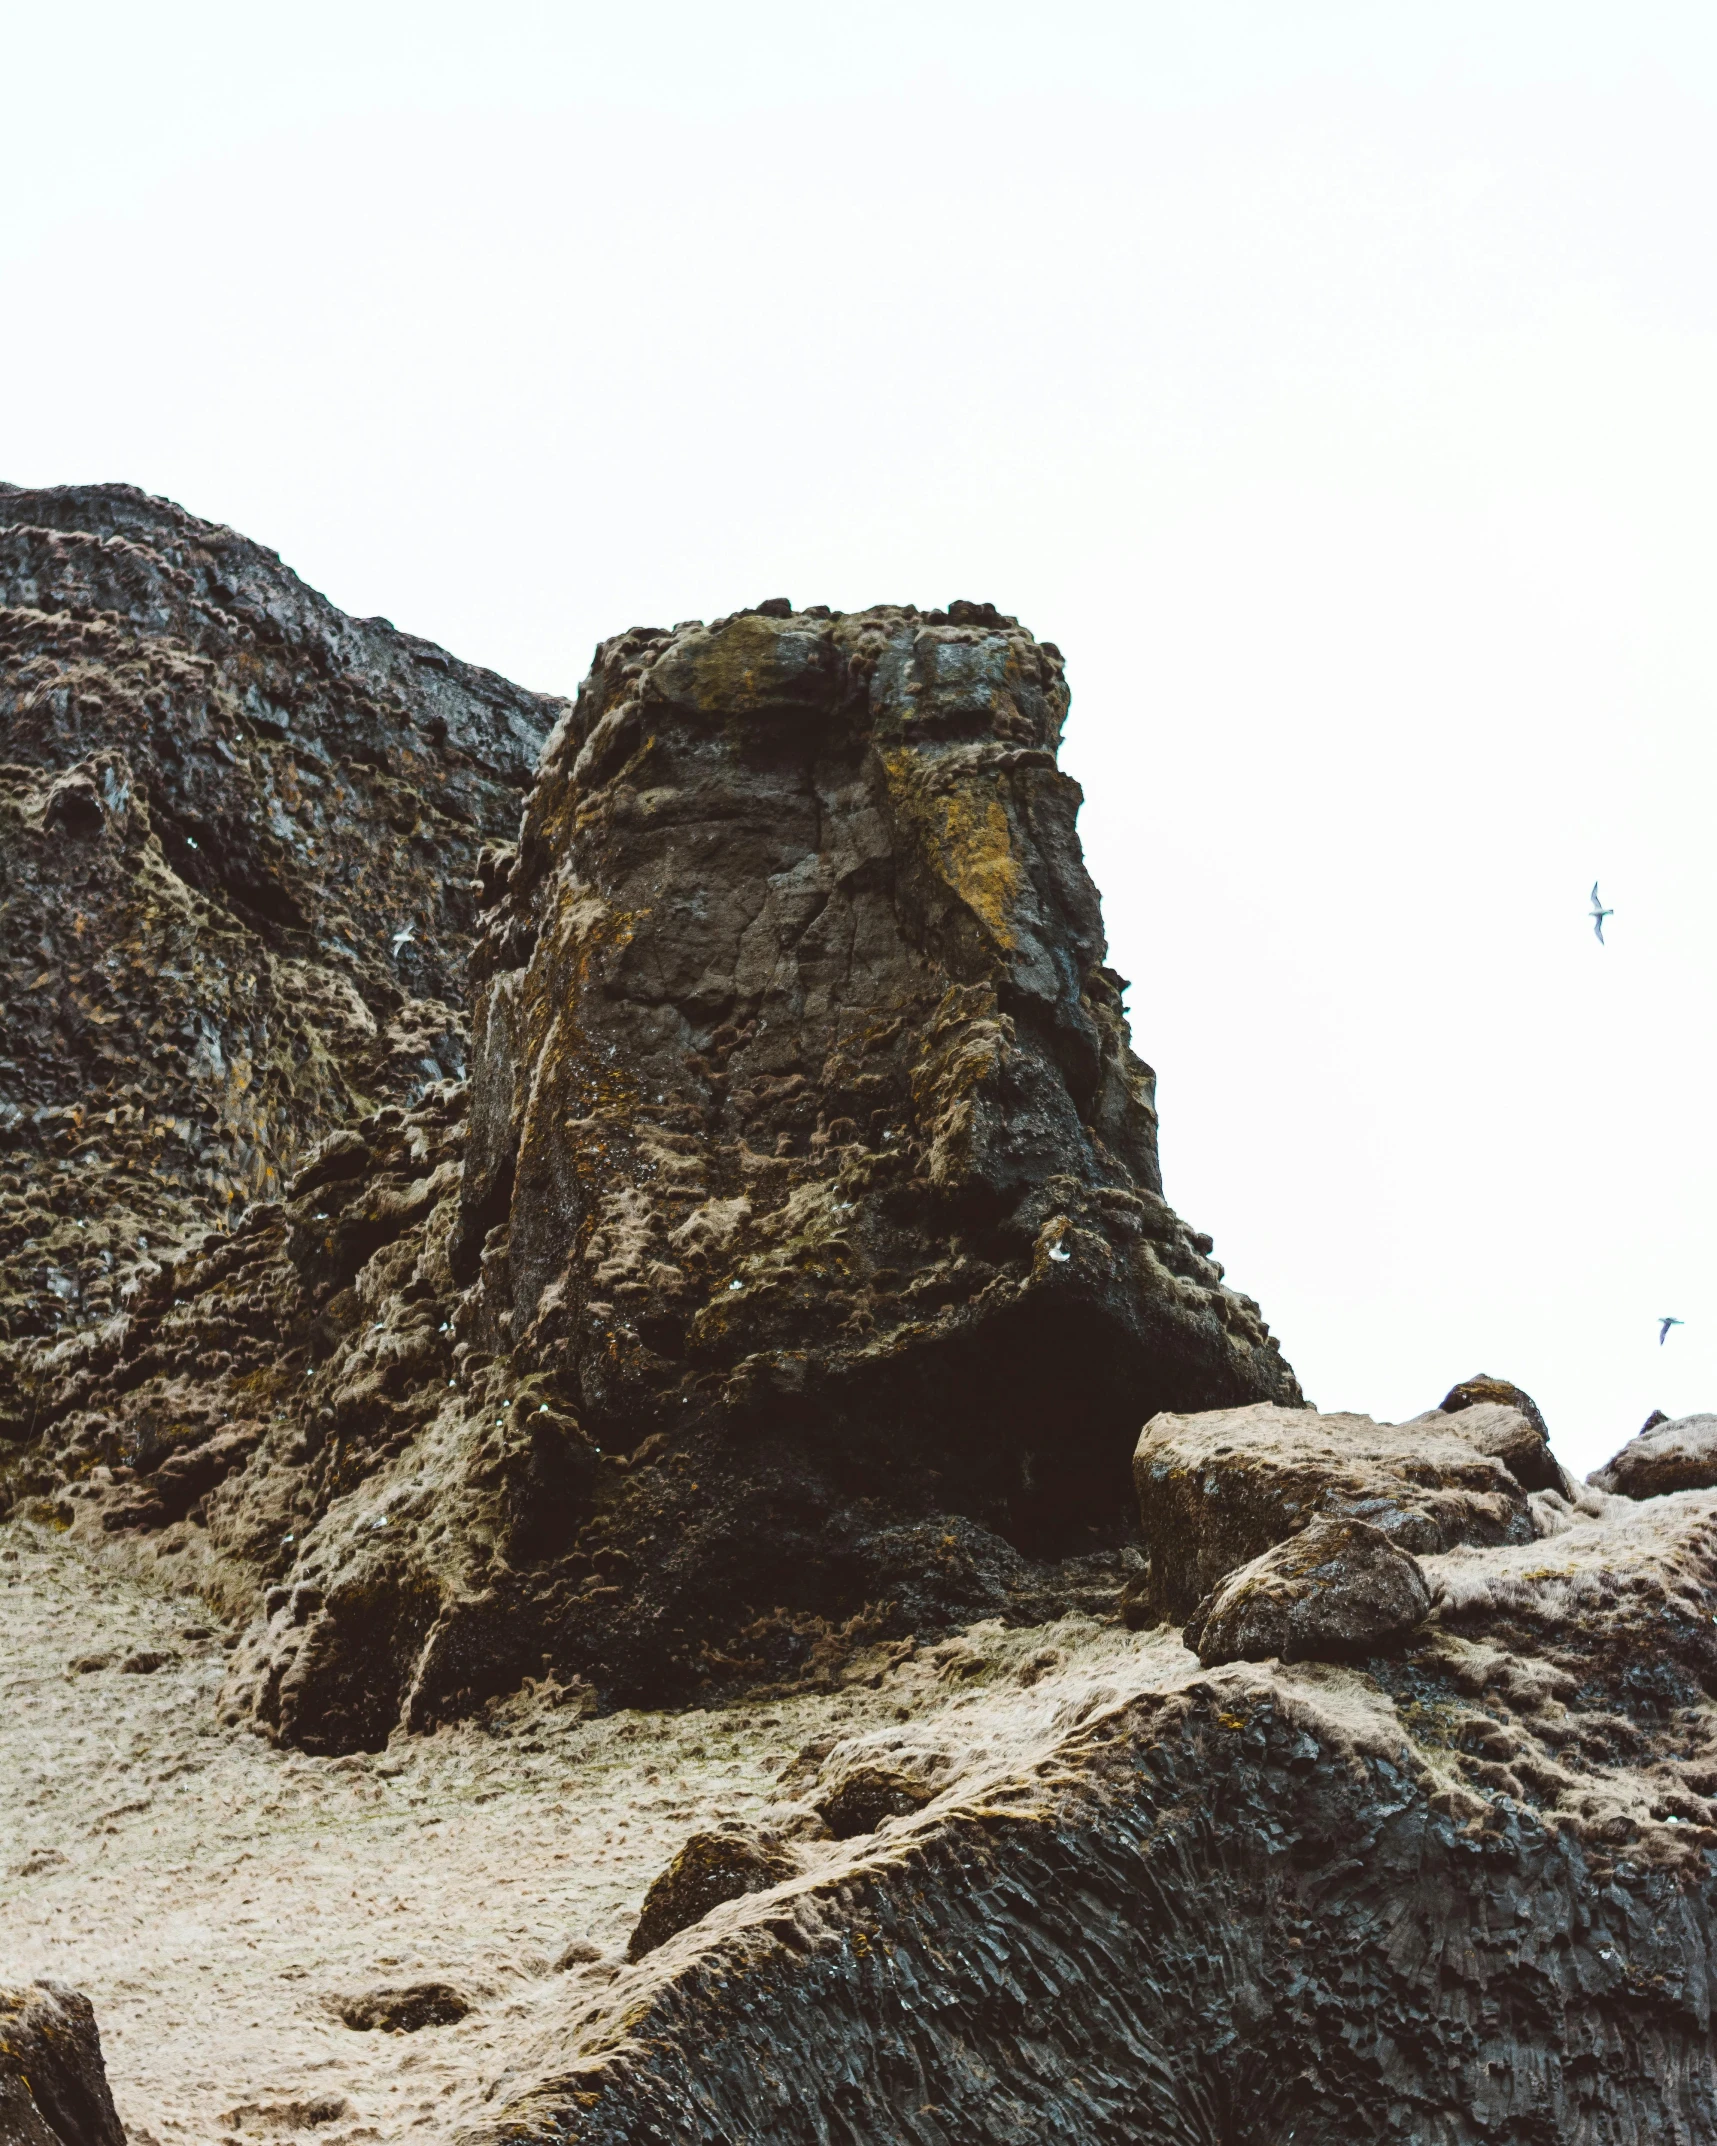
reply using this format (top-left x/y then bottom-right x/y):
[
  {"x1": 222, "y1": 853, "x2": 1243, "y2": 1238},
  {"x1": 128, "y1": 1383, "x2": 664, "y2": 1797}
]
[
  {"x1": 197, "y1": 599, "x2": 1303, "y2": 1737},
  {"x1": 439, "y1": 603, "x2": 1299, "y2": 1689},
  {"x1": 1590, "y1": 1412, "x2": 1717, "y2": 1500},
  {"x1": 0, "y1": 1982, "x2": 126, "y2": 2146},
  {"x1": 0, "y1": 481, "x2": 558, "y2": 1465},
  {"x1": 1184, "y1": 1513, "x2": 1433, "y2": 1665},
  {"x1": 1134, "y1": 1402, "x2": 1536, "y2": 1618}
]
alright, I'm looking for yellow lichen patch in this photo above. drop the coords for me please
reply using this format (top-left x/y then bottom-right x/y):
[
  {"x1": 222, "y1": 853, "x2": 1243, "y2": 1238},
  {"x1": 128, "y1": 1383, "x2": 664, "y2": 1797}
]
[
  {"x1": 880, "y1": 749, "x2": 1022, "y2": 952},
  {"x1": 683, "y1": 615, "x2": 799, "y2": 716}
]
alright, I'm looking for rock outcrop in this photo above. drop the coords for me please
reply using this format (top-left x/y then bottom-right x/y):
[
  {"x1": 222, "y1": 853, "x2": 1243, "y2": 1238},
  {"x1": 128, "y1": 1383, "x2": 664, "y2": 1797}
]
[
  {"x1": 38, "y1": 588, "x2": 1298, "y2": 1742},
  {"x1": 459, "y1": 1468, "x2": 1717, "y2": 2146},
  {"x1": 1591, "y1": 1412, "x2": 1717, "y2": 1500},
  {"x1": 0, "y1": 482, "x2": 558, "y2": 1480},
  {"x1": 0, "y1": 1982, "x2": 126, "y2": 2146}
]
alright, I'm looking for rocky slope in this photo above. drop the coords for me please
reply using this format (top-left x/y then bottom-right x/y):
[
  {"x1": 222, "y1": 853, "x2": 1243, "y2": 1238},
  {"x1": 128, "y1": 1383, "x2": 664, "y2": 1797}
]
[
  {"x1": 7, "y1": 563, "x2": 1300, "y2": 1749},
  {"x1": 456, "y1": 1413, "x2": 1717, "y2": 2146},
  {"x1": 0, "y1": 481, "x2": 558, "y2": 1458},
  {"x1": 10, "y1": 494, "x2": 1717, "y2": 2145}
]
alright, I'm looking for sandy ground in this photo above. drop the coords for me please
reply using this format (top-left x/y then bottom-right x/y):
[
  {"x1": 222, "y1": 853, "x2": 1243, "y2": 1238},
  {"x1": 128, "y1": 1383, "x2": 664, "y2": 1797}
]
[{"x1": 0, "y1": 1514, "x2": 1160, "y2": 2144}]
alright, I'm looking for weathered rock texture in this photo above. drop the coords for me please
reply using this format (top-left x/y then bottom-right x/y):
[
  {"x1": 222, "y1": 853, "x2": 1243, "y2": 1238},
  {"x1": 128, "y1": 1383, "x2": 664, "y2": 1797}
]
[
  {"x1": 0, "y1": 1982, "x2": 126, "y2": 2146},
  {"x1": 1183, "y1": 1512, "x2": 1434, "y2": 1666},
  {"x1": 1591, "y1": 1412, "x2": 1717, "y2": 1500},
  {"x1": 1134, "y1": 1400, "x2": 1538, "y2": 1618},
  {"x1": 69, "y1": 594, "x2": 1298, "y2": 1743},
  {"x1": 0, "y1": 482, "x2": 557, "y2": 1480},
  {"x1": 460, "y1": 1477, "x2": 1717, "y2": 2145}
]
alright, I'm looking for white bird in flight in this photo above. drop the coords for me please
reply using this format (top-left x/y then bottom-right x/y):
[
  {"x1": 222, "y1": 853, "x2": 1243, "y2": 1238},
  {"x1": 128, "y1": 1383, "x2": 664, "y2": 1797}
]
[
  {"x1": 1590, "y1": 883, "x2": 1613, "y2": 944},
  {"x1": 1660, "y1": 1316, "x2": 1684, "y2": 1346},
  {"x1": 391, "y1": 922, "x2": 417, "y2": 956}
]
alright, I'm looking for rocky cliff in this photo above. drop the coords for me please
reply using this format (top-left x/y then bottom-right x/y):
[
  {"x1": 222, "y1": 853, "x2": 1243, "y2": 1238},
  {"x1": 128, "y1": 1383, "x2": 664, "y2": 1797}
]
[
  {"x1": 0, "y1": 482, "x2": 557, "y2": 1449},
  {"x1": 2, "y1": 522, "x2": 1297, "y2": 1747},
  {"x1": 8, "y1": 494, "x2": 1717, "y2": 2146}
]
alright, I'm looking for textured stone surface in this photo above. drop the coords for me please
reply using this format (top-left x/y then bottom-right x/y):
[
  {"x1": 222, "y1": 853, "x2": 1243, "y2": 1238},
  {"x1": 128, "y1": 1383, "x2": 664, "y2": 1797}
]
[
  {"x1": 1438, "y1": 1374, "x2": 1570, "y2": 1494},
  {"x1": 1134, "y1": 1402, "x2": 1536, "y2": 1618},
  {"x1": 460, "y1": 1483, "x2": 1717, "y2": 2146},
  {"x1": 626, "y1": 1830, "x2": 800, "y2": 1960},
  {"x1": 0, "y1": 480, "x2": 558, "y2": 1471},
  {"x1": 1590, "y1": 1412, "x2": 1717, "y2": 1500},
  {"x1": 0, "y1": 1982, "x2": 126, "y2": 2146},
  {"x1": 1184, "y1": 1513, "x2": 1434, "y2": 1665},
  {"x1": 334, "y1": 1984, "x2": 473, "y2": 2034},
  {"x1": 165, "y1": 596, "x2": 1300, "y2": 1741}
]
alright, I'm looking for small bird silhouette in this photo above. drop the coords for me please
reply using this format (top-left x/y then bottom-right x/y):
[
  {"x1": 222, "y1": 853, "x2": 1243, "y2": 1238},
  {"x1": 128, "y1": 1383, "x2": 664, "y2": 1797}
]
[
  {"x1": 390, "y1": 922, "x2": 417, "y2": 956},
  {"x1": 1590, "y1": 883, "x2": 1614, "y2": 943},
  {"x1": 1659, "y1": 1316, "x2": 1684, "y2": 1346}
]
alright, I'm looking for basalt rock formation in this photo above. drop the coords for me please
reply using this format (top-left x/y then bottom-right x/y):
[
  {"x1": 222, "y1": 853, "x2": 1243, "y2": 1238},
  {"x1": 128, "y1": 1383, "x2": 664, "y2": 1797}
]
[
  {"x1": 0, "y1": 482, "x2": 557, "y2": 1467},
  {"x1": 0, "y1": 1981, "x2": 126, "y2": 2146},
  {"x1": 2, "y1": 525, "x2": 1299, "y2": 1744},
  {"x1": 456, "y1": 1408, "x2": 1717, "y2": 2146},
  {"x1": 209, "y1": 600, "x2": 1301, "y2": 1734}
]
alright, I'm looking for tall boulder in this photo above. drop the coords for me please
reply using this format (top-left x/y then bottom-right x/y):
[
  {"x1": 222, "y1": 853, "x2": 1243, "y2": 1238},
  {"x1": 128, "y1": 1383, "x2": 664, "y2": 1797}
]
[{"x1": 216, "y1": 599, "x2": 1299, "y2": 1736}]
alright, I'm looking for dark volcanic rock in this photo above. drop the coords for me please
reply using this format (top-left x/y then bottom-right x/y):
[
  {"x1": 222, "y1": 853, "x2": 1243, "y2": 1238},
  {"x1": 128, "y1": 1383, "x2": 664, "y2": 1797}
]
[
  {"x1": 334, "y1": 1981, "x2": 472, "y2": 2032},
  {"x1": 208, "y1": 599, "x2": 1300, "y2": 1737},
  {"x1": 0, "y1": 481, "x2": 559, "y2": 1471},
  {"x1": 1437, "y1": 1373, "x2": 1569, "y2": 1493},
  {"x1": 1183, "y1": 1512, "x2": 1433, "y2": 1665},
  {"x1": 462, "y1": 1568, "x2": 1717, "y2": 2146},
  {"x1": 0, "y1": 1981, "x2": 126, "y2": 2146},
  {"x1": 5, "y1": 541, "x2": 1297, "y2": 1742},
  {"x1": 626, "y1": 1830, "x2": 800, "y2": 1960},
  {"x1": 1590, "y1": 1411, "x2": 1717, "y2": 1499}
]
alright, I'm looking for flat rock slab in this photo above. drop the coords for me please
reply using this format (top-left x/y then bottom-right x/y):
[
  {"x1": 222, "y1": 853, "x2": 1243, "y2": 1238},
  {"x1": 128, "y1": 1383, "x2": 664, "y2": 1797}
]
[
  {"x1": 1134, "y1": 1402, "x2": 1535, "y2": 1616},
  {"x1": 1590, "y1": 1413, "x2": 1717, "y2": 1499},
  {"x1": 1184, "y1": 1514, "x2": 1433, "y2": 1666}
]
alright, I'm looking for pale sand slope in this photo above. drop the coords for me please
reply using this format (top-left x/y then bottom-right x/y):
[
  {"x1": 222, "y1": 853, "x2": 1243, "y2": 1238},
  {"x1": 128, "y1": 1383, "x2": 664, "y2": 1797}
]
[{"x1": 0, "y1": 1516, "x2": 1163, "y2": 2145}]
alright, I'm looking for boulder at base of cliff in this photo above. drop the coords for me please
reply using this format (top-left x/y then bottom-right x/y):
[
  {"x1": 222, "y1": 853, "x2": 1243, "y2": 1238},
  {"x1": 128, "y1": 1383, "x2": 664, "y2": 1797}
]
[
  {"x1": 1589, "y1": 1412, "x2": 1717, "y2": 1500},
  {"x1": 1134, "y1": 1403, "x2": 1536, "y2": 1618},
  {"x1": 1184, "y1": 1514, "x2": 1433, "y2": 1666},
  {"x1": 0, "y1": 1982, "x2": 127, "y2": 2146}
]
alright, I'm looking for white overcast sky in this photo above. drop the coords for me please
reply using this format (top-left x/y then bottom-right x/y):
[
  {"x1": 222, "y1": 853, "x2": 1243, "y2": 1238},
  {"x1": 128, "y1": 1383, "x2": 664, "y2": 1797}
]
[{"x1": 5, "y1": 2, "x2": 1716, "y2": 1474}]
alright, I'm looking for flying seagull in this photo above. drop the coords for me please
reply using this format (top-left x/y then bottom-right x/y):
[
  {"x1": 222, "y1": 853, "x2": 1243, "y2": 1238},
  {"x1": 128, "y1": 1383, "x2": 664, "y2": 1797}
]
[
  {"x1": 1590, "y1": 883, "x2": 1613, "y2": 944},
  {"x1": 1660, "y1": 1316, "x2": 1684, "y2": 1346},
  {"x1": 390, "y1": 922, "x2": 417, "y2": 956}
]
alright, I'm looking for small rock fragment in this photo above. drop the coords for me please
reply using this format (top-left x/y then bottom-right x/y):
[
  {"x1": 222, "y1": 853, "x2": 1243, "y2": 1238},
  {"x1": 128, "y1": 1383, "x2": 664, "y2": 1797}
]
[{"x1": 817, "y1": 1765, "x2": 939, "y2": 1839}]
